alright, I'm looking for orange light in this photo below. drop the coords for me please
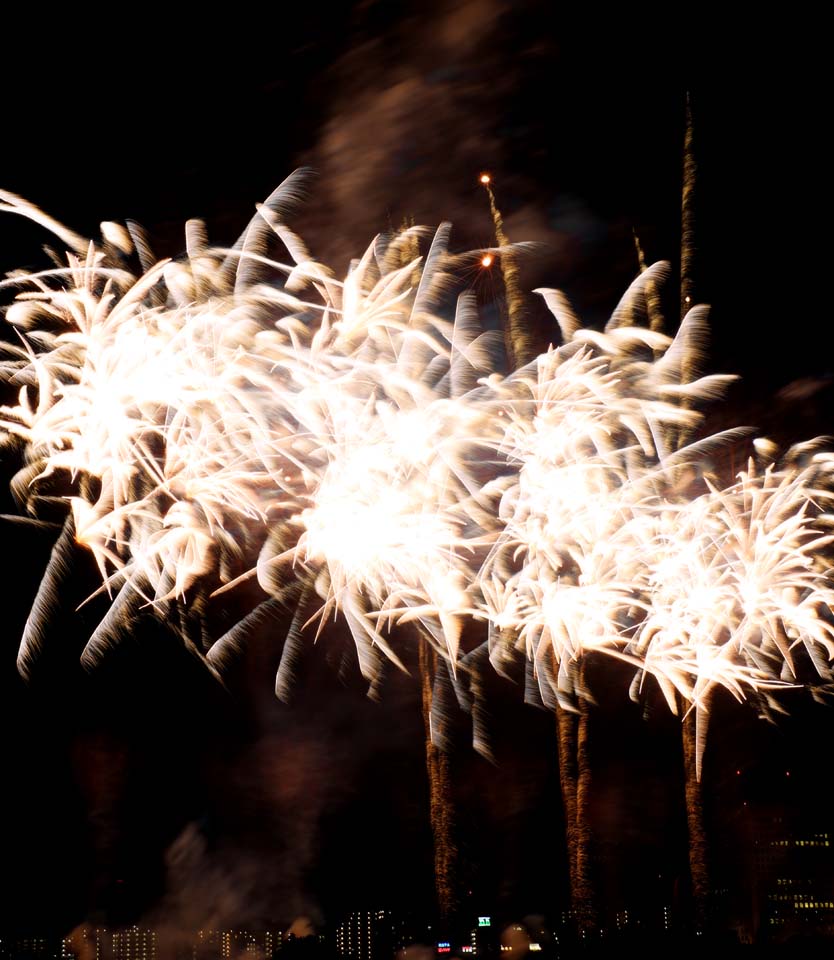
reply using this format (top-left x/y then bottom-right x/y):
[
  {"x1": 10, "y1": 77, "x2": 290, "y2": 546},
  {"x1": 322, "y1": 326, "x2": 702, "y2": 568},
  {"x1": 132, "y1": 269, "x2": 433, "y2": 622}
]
[
  {"x1": 479, "y1": 173, "x2": 491, "y2": 185},
  {"x1": 481, "y1": 254, "x2": 494, "y2": 268}
]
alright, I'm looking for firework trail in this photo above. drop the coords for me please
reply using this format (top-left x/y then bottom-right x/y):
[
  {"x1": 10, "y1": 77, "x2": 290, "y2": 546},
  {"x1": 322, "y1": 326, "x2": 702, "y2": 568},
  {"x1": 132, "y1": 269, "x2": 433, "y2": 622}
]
[
  {"x1": 419, "y1": 642, "x2": 459, "y2": 918},
  {"x1": 478, "y1": 173, "x2": 531, "y2": 367},
  {"x1": 680, "y1": 94, "x2": 697, "y2": 322},
  {"x1": 631, "y1": 229, "x2": 664, "y2": 332}
]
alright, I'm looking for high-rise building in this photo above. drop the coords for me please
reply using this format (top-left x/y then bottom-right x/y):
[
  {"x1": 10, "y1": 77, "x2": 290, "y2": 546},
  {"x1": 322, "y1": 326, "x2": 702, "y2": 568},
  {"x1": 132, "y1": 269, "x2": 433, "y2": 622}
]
[
  {"x1": 192, "y1": 928, "x2": 282, "y2": 959},
  {"x1": 470, "y1": 914, "x2": 495, "y2": 957},
  {"x1": 5, "y1": 935, "x2": 55, "y2": 958},
  {"x1": 751, "y1": 815, "x2": 834, "y2": 941},
  {"x1": 335, "y1": 910, "x2": 401, "y2": 960},
  {"x1": 61, "y1": 925, "x2": 112, "y2": 960},
  {"x1": 59, "y1": 925, "x2": 158, "y2": 960},
  {"x1": 193, "y1": 928, "x2": 230, "y2": 959},
  {"x1": 263, "y1": 930, "x2": 282, "y2": 956},
  {"x1": 335, "y1": 911, "x2": 372, "y2": 960},
  {"x1": 111, "y1": 926, "x2": 157, "y2": 960}
]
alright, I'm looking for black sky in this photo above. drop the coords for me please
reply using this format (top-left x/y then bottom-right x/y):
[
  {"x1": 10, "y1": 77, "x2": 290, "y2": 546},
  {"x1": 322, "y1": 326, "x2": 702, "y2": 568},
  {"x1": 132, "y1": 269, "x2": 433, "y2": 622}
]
[{"x1": 1, "y1": 3, "x2": 832, "y2": 942}]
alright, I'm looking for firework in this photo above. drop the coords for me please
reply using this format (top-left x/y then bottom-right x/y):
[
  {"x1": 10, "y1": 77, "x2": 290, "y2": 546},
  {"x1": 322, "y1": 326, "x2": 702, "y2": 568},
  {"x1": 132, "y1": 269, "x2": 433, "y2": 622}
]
[
  {"x1": 630, "y1": 452, "x2": 834, "y2": 775},
  {"x1": 2, "y1": 176, "x2": 833, "y2": 754}
]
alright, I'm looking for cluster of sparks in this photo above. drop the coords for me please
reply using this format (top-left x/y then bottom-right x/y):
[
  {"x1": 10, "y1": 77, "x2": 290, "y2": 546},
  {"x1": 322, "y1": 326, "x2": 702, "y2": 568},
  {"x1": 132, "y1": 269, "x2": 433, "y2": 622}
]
[{"x1": 2, "y1": 175, "x2": 833, "y2": 769}]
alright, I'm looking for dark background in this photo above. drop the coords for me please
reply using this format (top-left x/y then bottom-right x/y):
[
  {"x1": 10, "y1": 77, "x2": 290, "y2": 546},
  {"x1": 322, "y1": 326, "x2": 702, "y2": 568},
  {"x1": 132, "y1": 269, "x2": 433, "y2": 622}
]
[{"x1": 1, "y1": 3, "x2": 831, "y2": 942}]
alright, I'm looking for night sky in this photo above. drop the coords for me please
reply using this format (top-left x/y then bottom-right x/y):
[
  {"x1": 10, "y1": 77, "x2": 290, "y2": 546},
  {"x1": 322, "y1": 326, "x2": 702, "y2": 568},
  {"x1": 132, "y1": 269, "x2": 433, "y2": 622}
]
[{"x1": 1, "y1": 4, "x2": 831, "y2": 945}]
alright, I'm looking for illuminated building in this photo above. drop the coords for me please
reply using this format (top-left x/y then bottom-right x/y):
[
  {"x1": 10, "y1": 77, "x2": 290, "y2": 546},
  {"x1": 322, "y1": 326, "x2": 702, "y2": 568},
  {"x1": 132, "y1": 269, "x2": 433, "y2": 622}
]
[
  {"x1": 228, "y1": 930, "x2": 262, "y2": 957},
  {"x1": 335, "y1": 910, "x2": 401, "y2": 960},
  {"x1": 192, "y1": 928, "x2": 280, "y2": 958},
  {"x1": 57, "y1": 925, "x2": 158, "y2": 960},
  {"x1": 264, "y1": 930, "x2": 281, "y2": 956},
  {"x1": 66, "y1": 926, "x2": 111, "y2": 960},
  {"x1": 5, "y1": 936, "x2": 54, "y2": 958},
  {"x1": 111, "y1": 926, "x2": 157, "y2": 960},
  {"x1": 335, "y1": 911, "x2": 373, "y2": 960},
  {"x1": 471, "y1": 915, "x2": 494, "y2": 957},
  {"x1": 193, "y1": 929, "x2": 230, "y2": 958},
  {"x1": 751, "y1": 816, "x2": 834, "y2": 941}
]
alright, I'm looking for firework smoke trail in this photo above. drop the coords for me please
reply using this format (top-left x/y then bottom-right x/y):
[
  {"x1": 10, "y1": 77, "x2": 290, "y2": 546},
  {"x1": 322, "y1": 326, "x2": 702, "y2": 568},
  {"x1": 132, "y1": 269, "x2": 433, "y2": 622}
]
[
  {"x1": 479, "y1": 174, "x2": 531, "y2": 367},
  {"x1": 631, "y1": 229, "x2": 664, "y2": 332},
  {"x1": 680, "y1": 94, "x2": 697, "y2": 323},
  {"x1": 420, "y1": 642, "x2": 458, "y2": 919}
]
